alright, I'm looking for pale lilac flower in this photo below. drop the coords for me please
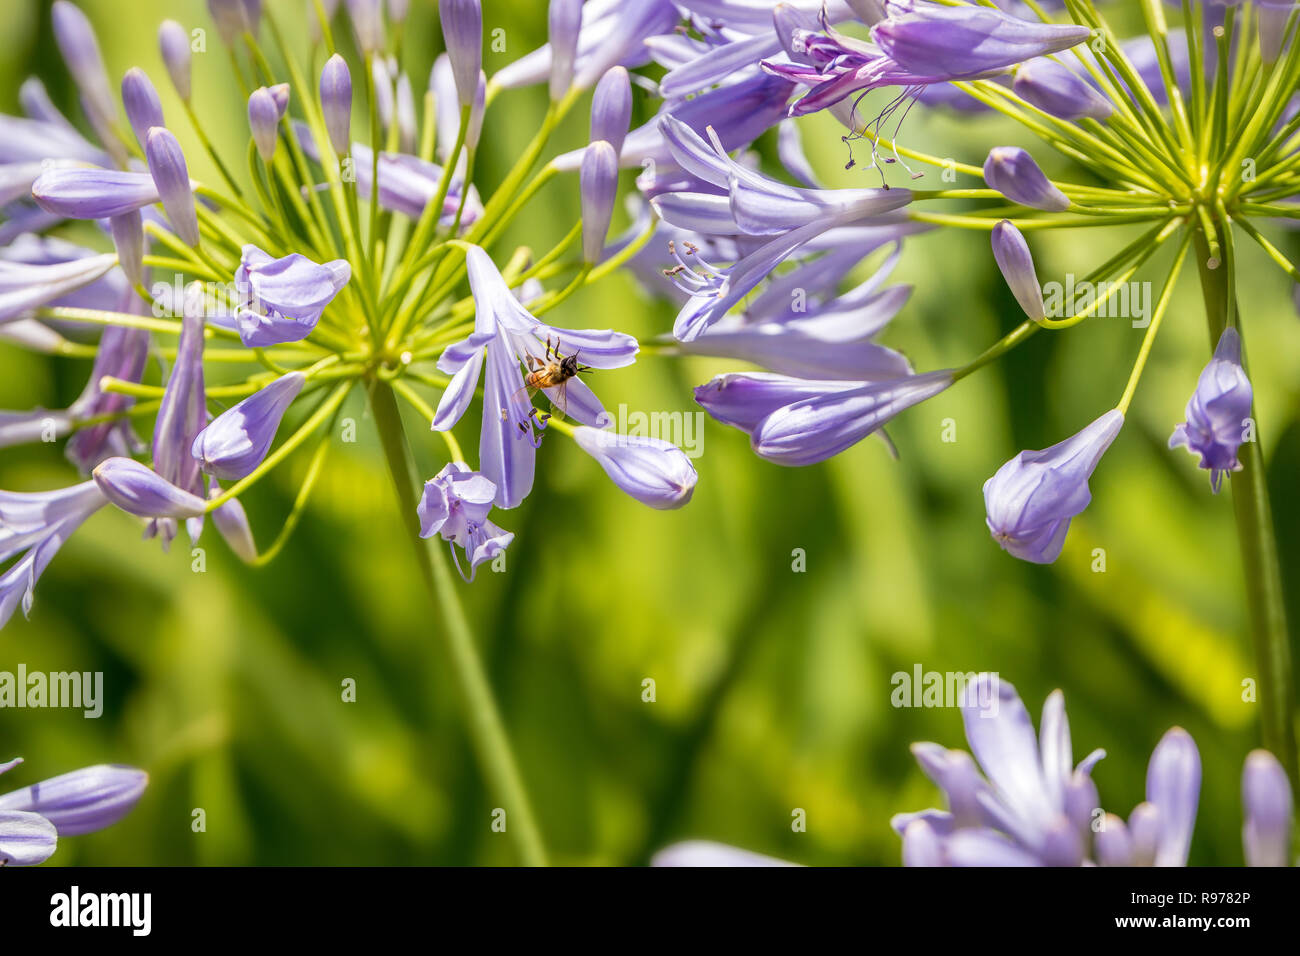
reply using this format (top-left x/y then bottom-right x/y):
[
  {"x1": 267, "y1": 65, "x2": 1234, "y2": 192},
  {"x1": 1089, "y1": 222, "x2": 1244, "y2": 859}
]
[
  {"x1": 1168, "y1": 327, "x2": 1252, "y2": 493},
  {"x1": 192, "y1": 373, "x2": 306, "y2": 480},
  {"x1": 0, "y1": 252, "x2": 118, "y2": 322},
  {"x1": 146, "y1": 127, "x2": 200, "y2": 247},
  {"x1": 0, "y1": 762, "x2": 147, "y2": 837},
  {"x1": 991, "y1": 219, "x2": 1044, "y2": 322},
  {"x1": 891, "y1": 675, "x2": 1106, "y2": 867},
  {"x1": 580, "y1": 141, "x2": 619, "y2": 264},
  {"x1": 434, "y1": 245, "x2": 638, "y2": 508},
  {"x1": 418, "y1": 462, "x2": 513, "y2": 581},
  {"x1": 1013, "y1": 57, "x2": 1112, "y2": 121},
  {"x1": 984, "y1": 409, "x2": 1123, "y2": 564},
  {"x1": 695, "y1": 373, "x2": 863, "y2": 433},
  {"x1": 984, "y1": 146, "x2": 1070, "y2": 212},
  {"x1": 0, "y1": 481, "x2": 107, "y2": 629},
  {"x1": 31, "y1": 168, "x2": 161, "y2": 221},
  {"x1": 92, "y1": 456, "x2": 209, "y2": 520},
  {"x1": 234, "y1": 244, "x2": 351, "y2": 347},
  {"x1": 248, "y1": 87, "x2": 282, "y2": 162},
  {"x1": 571, "y1": 427, "x2": 697, "y2": 510},
  {"x1": 440, "y1": 0, "x2": 482, "y2": 107},
  {"x1": 159, "y1": 20, "x2": 193, "y2": 101},
  {"x1": 1241, "y1": 749, "x2": 1293, "y2": 867},
  {"x1": 320, "y1": 55, "x2": 353, "y2": 155}
]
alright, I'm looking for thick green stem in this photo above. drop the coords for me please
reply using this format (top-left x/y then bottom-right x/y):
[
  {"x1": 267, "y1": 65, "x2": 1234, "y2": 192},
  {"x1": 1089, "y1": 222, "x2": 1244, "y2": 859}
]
[
  {"x1": 367, "y1": 381, "x2": 548, "y2": 866},
  {"x1": 1192, "y1": 229, "x2": 1299, "y2": 792}
]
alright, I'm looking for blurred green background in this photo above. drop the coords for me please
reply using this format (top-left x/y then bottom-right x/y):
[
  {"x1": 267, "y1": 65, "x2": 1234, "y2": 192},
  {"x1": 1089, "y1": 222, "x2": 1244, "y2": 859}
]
[{"x1": 1, "y1": 0, "x2": 1298, "y2": 866}]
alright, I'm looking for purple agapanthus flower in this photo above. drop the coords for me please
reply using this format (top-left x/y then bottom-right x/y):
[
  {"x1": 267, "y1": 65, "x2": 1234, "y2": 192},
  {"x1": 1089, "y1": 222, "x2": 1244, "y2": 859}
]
[
  {"x1": 0, "y1": 250, "x2": 119, "y2": 322},
  {"x1": 233, "y1": 245, "x2": 351, "y2": 347},
  {"x1": 0, "y1": 759, "x2": 148, "y2": 841},
  {"x1": 984, "y1": 409, "x2": 1124, "y2": 564},
  {"x1": 891, "y1": 674, "x2": 1105, "y2": 867},
  {"x1": 433, "y1": 245, "x2": 638, "y2": 508},
  {"x1": 1168, "y1": 327, "x2": 1252, "y2": 493},
  {"x1": 192, "y1": 372, "x2": 305, "y2": 480},
  {"x1": 417, "y1": 462, "x2": 513, "y2": 581}
]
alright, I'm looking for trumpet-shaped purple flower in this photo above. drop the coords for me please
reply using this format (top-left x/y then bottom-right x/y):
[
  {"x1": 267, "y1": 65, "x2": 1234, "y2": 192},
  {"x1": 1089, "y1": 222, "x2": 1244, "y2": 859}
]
[
  {"x1": 1168, "y1": 327, "x2": 1252, "y2": 493},
  {"x1": 234, "y1": 245, "x2": 351, "y2": 347},
  {"x1": 752, "y1": 369, "x2": 954, "y2": 466},
  {"x1": 192, "y1": 372, "x2": 305, "y2": 480},
  {"x1": 984, "y1": 146, "x2": 1070, "y2": 212},
  {"x1": 434, "y1": 245, "x2": 638, "y2": 508},
  {"x1": 0, "y1": 481, "x2": 107, "y2": 629},
  {"x1": 892, "y1": 675, "x2": 1106, "y2": 867},
  {"x1": 1241, "y1": 750, "x2": 1293, "y2": 867},
  {"x1": 572, "y1": 427, "x2": 697, "y2": 510},
  {"x1": 418, "y1": 462, "x2": 513, "y2": 581},
  {"x1": 984, "y1": 409, "x2": 1123, "y2": 564},
  {"x1": 0, "y1": 761, "x2": 148, "y2": 837}
]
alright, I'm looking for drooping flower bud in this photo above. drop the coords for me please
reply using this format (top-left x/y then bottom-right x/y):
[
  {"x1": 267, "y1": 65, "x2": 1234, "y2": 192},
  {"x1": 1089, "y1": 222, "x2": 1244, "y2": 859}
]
[
  {"x1": 320, "y1": 55, "x2": 353, "y2": 155},
  {"x1": 121, "y1": 68, "x2": 165, "y2": 151},
  {"x1": 1013, "y1": 57, "x2": 1113, "y2": 122},
  {"x1": 158, "y1": 20, "x2": 193, "y2": 102},
  {"x1": 52, "y1": 2, "x2": 117, "y2": 141},
  {"x1": 548, "y1": 0, "x2": 583, "y2": 101},
  {"x1": 1241, "y1": 749, "x2": 1292, "y2": 867},
  {"x1": 1168, "y1": 327, "x2": 1252, "y2": 492},
  {"x1": 983, "y1": 409, "x2": 1123, "y2": 564},
  {"x1": 192, "y1": 372, "x2": 306, "y2": 480},
  {"x1": 145, "y1": 127, "x2": 200, "y2": 247},
  {"x1": 572, "y1": 427, "x2": 697, "y2": 510},
  {"x1": 248, "y1": 86, "x2": 281, "y2": 162},
  {"x1": 0, "y1": 764, "x2": 147, "y2": 836},
  {"x1": 93, "y1": 457, "x2": 209, "y2": 519},
  {"x1": 579, "y1": 140, "x2": 618, "y2": 264},
  {"x1": 991, "y1": 220, "x2": 1044, "y2": 322},
  {"x1": 984, "y1": 147, "x2": 1070, "y2": 212},
  {"x1": 439, "y1": 0, "x2": 482, "y2": 107},
  {"x1": 590, "y1": 66, "x2": 632, "y2": 156}
]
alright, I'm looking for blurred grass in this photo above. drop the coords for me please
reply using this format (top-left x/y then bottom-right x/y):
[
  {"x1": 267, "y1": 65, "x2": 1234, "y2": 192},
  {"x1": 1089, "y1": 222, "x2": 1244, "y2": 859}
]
[{"x1": 0, "y1": 0, "x2": 1297, "y2": 866}]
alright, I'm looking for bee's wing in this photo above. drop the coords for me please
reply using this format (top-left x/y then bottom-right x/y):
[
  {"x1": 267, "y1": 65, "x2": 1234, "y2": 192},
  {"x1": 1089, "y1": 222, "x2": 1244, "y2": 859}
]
[{"x1": 545, "y1": 380, "x2": 568, "y2": 422}]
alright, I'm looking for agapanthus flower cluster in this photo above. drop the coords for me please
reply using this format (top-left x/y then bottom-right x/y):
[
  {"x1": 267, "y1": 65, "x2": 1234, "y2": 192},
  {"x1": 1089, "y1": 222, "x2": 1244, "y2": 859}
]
[{"x1": 0, "y1": 757, "x2": 147, "y2": 865}]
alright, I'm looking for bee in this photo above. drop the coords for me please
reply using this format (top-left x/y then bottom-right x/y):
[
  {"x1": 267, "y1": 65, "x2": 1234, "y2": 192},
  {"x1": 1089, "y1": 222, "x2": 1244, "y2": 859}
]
[{"x1": 507, "y1": 337, "x2": 592, "y2": 429}]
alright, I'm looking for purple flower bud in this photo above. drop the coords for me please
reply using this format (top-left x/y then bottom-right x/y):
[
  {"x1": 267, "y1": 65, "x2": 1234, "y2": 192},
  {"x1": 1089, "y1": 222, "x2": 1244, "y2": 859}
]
[
  {"x1": 208, "y1": 0, "x2": 261, "y2": 46},
  {"x1": 991, "y1": 220, "x2": 1043, "y2": 322},
  {"x1": 572, "y1": 426, "x2": 697, "y2": 510},
  {"x1": 320, "y1": 55, "x2": 353, "y2": 155},
  {"x1": 121, "y1": 68, "x2": 165, "y2": 151},
  {"x1": 580, "y1": 140, "x2": 618, "y2": 264},
  {"x1": 0, "y1": 764, "x2": 147, "y2": 837},
  {"x1": 467, "y1": 71, "x2": 487, "y2": 152},
  {"x1": 31, "y1": 168, "x2": 161, "y2": 220},
  {"x1": 267, "y1": 83, "x2": 290, "y2": 116},
  {"x1": 1145, "y1": 727, "x2": 1200, "y2": 868},
  {"x1": 0, "y1": 810, "x2": 57, "y2": 866},
  {"x1": 248, "y1": 87, "x2": 281, "y2": 162},
  {"x1": 418, "y1": 463, "x2": 513, "y2": 581},
  {"x1": 93, "y1": 457, "x2": 209, "y2": 519},
  {"x1": 548, "y1": 0, "x2": 583, "y2": 101},
  {"x1": 52, "y1": 2, "x2": 117, "y2": 135},
  {"x1": 591, "y1": 66, "x2": 632, "y2": 155},
  {"x1": 1168, "y1": 327, "x2": 1252, "y2": 493},
  {"x1": 346, "y1": 0, "x2": 385, "y2": 54},
  {"x1": 1013, "y1": 57, "x2": 1112, "y2": 121},
  {"x1": 211, "y1": 494, "x2": 258, "y2": 563},
  {"x1": 872, "y1": 1, "x2": 1091, "y2": 78},
  {"x1": 0, "y1": 252, "x2": 118, "y2": 322},
  {"x1": 753, "y1": 370, "x2": 954, "y2": 466},
  {"x1": 109, "y1": 210, "x2": 145, "y2": 288},
  {"x1": 439, "y1": 0, "x2": 482, "y2": 107},
  {"x1": 984, "y1": 409, "x2": 1124, "y2": 564},
  {"x1": 1241, "y1": 750, "x2": 1292, "y2": 867},
  {"x1": 149, "y1": 283, "x2": 207, "y2": 548},
  {"x1": 984, "y1": 146, "x2": 1070, "y2": 212},
  {"x1": 192, "y1": 372, "x2": 305, "y2": 480},
  {"x1": 146, "y1": 127, "x2": 200, "y2": 247},
  {"x1": 159, "y1": 20, "x2": 193, "y2": 101}
]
